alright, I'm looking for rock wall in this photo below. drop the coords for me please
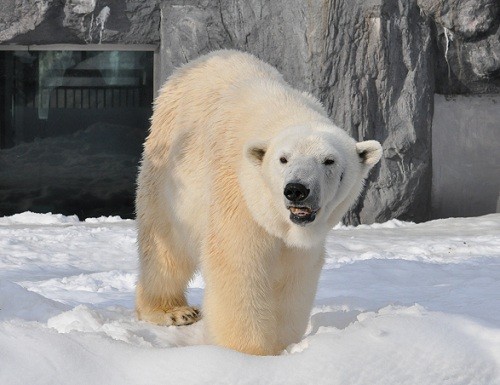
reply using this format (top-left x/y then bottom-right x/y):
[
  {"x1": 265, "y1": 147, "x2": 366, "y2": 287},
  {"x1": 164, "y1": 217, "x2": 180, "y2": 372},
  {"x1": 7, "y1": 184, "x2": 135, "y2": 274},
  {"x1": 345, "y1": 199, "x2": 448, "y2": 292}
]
[
  {"x1": 1, "y1": 0, "x2": 160, "y2": 45},
  {"x1": 418, "y1": 0, "x2": 500, "y2": 94},
  {"x1": 420, "y1": 0, "x2": 500, "y2": 219},
  {"x1": 1, "y1": 0, "x2": 498, "y2": 223},
  {"x1": 160, "y1": 0, "x2": 434, "y2": 223},
  {"x1": 0, "y1": 0, "x2": 53, "y2": 42}
]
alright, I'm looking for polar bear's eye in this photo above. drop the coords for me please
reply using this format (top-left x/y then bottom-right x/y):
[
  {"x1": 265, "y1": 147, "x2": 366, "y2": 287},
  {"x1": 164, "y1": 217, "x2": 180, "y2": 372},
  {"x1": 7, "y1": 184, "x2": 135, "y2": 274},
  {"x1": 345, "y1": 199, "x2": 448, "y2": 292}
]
[
  {"x1": 280, "y1": 157, "x2": 288, "y2": 164},
  {"x1": 324, "y1": 159, "x2": 335, "y2": 165}
]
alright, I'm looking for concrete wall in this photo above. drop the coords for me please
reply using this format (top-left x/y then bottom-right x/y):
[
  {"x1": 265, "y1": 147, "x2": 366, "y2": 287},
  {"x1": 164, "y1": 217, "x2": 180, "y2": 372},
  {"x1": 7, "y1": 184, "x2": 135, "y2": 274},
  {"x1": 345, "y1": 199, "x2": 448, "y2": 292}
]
[{"x1": 432, "y1": 94, "x2": 500, "y2": 218}]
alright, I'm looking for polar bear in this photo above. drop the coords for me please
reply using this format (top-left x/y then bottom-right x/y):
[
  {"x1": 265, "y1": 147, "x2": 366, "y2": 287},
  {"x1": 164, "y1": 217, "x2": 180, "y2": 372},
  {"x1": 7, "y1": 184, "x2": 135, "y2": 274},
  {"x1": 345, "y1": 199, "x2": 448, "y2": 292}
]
[{"x1": 135, "y1": 50, "x2": 382, "y2": 355}]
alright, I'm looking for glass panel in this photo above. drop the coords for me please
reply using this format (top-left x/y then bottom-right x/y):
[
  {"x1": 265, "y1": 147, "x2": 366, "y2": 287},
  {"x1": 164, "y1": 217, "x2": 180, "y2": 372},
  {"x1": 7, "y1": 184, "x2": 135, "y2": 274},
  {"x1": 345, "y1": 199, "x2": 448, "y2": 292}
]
[{"x1": 0, "y1": 50, "x2": 154, "y2": 219}]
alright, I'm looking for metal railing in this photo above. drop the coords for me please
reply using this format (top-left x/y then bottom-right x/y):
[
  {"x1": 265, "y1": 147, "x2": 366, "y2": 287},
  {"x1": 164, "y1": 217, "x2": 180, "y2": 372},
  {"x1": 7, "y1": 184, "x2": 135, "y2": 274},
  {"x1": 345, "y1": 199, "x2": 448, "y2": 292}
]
[{"x1": 45, "y1": 85, "x2": 145, "y2": 109}]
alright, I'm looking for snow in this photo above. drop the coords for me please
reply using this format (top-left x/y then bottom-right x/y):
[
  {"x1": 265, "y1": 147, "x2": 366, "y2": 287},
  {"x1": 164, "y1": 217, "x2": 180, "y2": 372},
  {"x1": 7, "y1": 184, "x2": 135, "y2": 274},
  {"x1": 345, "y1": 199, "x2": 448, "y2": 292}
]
[{"x1": 1, "y1": 212, "x2": 499, "y2": 384}]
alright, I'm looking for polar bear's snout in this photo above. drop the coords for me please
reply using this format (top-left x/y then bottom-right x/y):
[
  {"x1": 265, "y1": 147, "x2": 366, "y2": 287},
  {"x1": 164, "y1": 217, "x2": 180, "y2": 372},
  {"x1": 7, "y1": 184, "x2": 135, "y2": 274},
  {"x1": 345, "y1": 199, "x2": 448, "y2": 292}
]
[{"x1": 283, "y1": 181, "x2": 320, "y2": 226}]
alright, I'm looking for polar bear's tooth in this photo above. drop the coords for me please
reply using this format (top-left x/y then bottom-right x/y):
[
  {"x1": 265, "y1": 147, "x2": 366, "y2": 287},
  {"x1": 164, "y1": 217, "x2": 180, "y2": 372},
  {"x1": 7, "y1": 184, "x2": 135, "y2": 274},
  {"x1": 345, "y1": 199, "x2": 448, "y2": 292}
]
[{"x1": 290, "y1": 207, "x2": 312, "y2": 216}]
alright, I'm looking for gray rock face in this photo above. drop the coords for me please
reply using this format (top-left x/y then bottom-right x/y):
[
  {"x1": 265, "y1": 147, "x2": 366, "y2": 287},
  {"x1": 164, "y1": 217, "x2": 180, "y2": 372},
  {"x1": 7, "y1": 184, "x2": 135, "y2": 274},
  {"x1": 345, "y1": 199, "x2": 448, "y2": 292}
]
[
  {"x1": 61, "y1": 0, "x2": 161, "y2": 44},
  {"x1": 62, "y1": 0, "x2": 98, "y2": 41},
  {"x1": 468, "y1": 29, "x2": 500, "y2": 78},
  {"x1": 419, "y1": 0, "x2": 500, "y2": 93},
  {"x1": 319, "y1": 1, "x2": 434, "y2": 224},
  {"x1": 160, "y1": 0, "x2": 434, "y2": 223},
  {"x1": 418, "y1": 0, "x2": 498, "y2": 40},
  {"x1": 0, "y1": 0, "x2": 160, "y2": 45},
  {"x1": 0, "y1": 0, "x2": 53, "y2": 42},
  {"x1": 434, "y1": 25, "x2": 500, "y2": 93}
]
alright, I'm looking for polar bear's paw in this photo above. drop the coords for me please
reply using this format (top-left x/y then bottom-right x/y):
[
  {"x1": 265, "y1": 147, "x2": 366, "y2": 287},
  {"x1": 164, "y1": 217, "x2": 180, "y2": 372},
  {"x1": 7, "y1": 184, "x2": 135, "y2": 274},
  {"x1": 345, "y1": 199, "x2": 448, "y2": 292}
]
[
  {"x1": 138, "y1": 306, "x2": 201, "y2": 326},
  {"x1": 162, "y1": 306, "x2": 201, "y2": 326}
]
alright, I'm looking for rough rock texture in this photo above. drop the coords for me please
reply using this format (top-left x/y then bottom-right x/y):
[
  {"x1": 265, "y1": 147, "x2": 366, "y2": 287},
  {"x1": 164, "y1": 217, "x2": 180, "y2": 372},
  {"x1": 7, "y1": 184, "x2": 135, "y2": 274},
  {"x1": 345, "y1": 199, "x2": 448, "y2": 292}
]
[
  {"x1": 61, "y1": 0, "x2": 161, "y2": 44},
  {"x1": 320, "y1": 1, "x2": 434, "y2": 224},
  {"x1": 160, "y1": 0, "x2": 434, "y2": 223},
  {"x1": 419, "y1": 0, "x2": 500, "y2": 93},
  {"x1": 0, "y1": 0, "x2": 160, "y2": 45},
  {"x1": 0, "y1": 0, "x2": 53, "y2": 42},
  {"x1": 418, "y1": 0, "x2": 498, "y2": 40},
  {"x1": 433, "y1": 25, "x2": 500, "y2": 93}
]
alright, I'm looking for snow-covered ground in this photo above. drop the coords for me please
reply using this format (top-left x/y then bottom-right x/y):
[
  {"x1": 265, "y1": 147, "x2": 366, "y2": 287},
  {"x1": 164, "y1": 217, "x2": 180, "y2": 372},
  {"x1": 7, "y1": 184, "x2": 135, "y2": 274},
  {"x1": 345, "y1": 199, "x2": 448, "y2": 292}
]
[{"x1": 1, "y1": 212, "x2": 499, "y2": 385}]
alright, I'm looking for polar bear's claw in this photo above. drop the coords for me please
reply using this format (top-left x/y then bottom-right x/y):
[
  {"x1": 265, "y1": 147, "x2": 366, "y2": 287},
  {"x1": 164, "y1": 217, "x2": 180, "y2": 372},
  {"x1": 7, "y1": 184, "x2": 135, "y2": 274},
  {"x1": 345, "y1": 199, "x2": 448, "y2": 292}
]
[{"x1": 164, "y1": 306, "x2": 201, "y2": 326}]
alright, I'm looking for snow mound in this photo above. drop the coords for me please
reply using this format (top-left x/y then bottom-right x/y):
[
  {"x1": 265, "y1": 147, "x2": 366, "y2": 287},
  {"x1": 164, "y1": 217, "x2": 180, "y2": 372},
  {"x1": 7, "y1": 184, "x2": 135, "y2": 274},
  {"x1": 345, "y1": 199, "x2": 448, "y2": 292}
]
[
  {"x1": 0, "y1": 280, "x2": 70, "y2": 322},
  {"x1": 23, "y1": 270, "x2": 137, "y2": 294},
  {"x1": 0, "y1": 211, "x2": 80, "y2": 226},
  {"x1": 20, "y1": 271, "x2": 137, "y2": 308},
  {"x1": 46, "y1": 305, "x2": 206, "y2": 349},
  {"x1": 85, "y1": 216, "x2": 133, "y2": 224}
]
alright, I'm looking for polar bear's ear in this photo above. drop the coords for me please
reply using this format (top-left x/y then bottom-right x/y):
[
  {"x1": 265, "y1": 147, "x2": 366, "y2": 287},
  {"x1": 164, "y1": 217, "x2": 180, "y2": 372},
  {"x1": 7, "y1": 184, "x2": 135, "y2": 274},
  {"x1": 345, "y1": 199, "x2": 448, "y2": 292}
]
[
  {"x1": 356, "y1": 140, "x2": 382, "y2": 166},
  {"x1": 245, "y1": 140, "x2": 268, "y2": 166}
]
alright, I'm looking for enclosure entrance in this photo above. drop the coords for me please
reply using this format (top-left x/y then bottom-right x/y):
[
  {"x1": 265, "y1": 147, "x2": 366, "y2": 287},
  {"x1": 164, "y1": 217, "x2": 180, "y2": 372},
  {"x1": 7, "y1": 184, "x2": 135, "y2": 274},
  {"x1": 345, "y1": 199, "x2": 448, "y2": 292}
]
[{"x1": 0, "y1": 45, "x2": 155, "y2": 219}]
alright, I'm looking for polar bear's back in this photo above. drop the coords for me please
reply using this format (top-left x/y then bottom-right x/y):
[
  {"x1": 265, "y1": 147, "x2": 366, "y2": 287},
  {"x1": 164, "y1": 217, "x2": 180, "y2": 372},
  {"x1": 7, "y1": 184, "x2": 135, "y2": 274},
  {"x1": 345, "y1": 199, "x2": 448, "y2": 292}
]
[
  {"x1": 164, "y1": 50, "x2": 284, "y2": 95},
  {"x1": 146, "y1": 50, "x2": 328, "y2": 157},
  {"x1": 154, "y1": 50, "x2": 283, "y2": 123},
  {"x1": 144, "y1": 51, "x2": 286, "y2": 161}
]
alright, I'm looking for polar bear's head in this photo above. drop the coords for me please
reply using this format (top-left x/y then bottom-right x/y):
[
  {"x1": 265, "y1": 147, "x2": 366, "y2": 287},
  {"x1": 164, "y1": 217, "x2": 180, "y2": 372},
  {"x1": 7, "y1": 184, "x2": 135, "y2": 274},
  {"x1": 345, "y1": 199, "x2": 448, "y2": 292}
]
[{"x1": 242, "y1": 124, "x2": 382, "y2": 248}]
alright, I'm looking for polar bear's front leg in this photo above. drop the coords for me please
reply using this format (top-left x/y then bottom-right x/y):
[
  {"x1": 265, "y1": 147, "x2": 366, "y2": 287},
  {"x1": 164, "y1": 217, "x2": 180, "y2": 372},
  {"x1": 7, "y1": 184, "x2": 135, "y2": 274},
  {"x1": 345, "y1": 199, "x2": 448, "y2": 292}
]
[
  {"x1": 202, "y1": 207, "x2": 281, "y2": 355},
  {"x1": 135, "y1": 216, "x2": 201, "y2": 327},
  {"x1": 275, "y1": 247, "x2": 324, "y2": 349}
]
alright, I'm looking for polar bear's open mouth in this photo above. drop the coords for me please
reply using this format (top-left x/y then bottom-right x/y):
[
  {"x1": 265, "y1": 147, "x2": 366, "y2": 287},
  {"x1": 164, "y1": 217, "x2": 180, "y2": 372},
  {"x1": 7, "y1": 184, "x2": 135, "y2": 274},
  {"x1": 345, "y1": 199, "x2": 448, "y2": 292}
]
[{"x1": 288, "y1": 206, "x2": 319, "y2": 225}]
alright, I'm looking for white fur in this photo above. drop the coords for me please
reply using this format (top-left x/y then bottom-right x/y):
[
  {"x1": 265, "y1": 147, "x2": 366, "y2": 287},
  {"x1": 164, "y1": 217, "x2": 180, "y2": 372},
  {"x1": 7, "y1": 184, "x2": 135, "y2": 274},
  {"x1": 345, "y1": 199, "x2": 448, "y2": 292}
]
[
  {"x1": 135, "y1": 50, "x2": 382, "y2": 355},
  {"x1": 242, "y1": 123, "x2": 380, "y2": 248}
]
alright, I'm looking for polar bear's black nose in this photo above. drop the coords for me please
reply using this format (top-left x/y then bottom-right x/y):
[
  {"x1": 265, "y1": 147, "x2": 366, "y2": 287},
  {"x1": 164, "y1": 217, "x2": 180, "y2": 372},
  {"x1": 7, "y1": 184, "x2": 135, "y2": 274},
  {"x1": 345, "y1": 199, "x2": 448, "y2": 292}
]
[{"x1": 284, "y1": 183, "x2": 310, "y2": 202}]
